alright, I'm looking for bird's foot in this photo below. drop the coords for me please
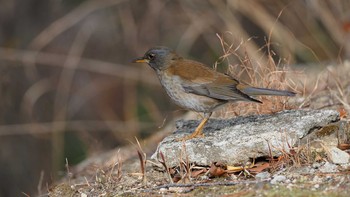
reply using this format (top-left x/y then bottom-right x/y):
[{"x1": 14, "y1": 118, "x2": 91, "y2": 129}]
[
  {"x1": 175, "y1": 114, "x2": 210, "y2": 141},
  {"x1": 176, "y1": 132, "x2": 205, "y2": 141}
]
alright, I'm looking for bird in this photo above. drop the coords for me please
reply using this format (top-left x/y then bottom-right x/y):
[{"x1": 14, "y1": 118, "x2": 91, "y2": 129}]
[{"x1": 133, "y1": 46, "x2": 296, "y2": 140}]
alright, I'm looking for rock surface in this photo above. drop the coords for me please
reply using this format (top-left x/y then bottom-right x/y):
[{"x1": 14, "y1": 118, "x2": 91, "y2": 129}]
[
  {"x1": 151, "y1": 109, "x2": 340, "y2": 167},
  {"x1": 271, "y1": 175, "x2": 287, "y2": 184},
  {"x1": 326, "y1": 147, "x2": 350, "y2": 164},
  {"x1": 319, "y1": 162, "x2": 339, "y2": 173},
  {"x1": 255, "y1": 171, "x2": 271, "y2": 181}
]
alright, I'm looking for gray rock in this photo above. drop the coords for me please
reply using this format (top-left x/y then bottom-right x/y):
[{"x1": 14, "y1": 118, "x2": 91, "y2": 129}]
[
  {"x1": 151, "y1": 109, "x2": 339, "y2": 168},
  {"x1": 255, "y1": 171, "x2": 271, "y2": 180},
  {"x1": 293, "y1": 166, "x2": 315, "y2": 174},
  {"x1": 319, "y1": 162, "x2": 339, "y2": 173},
  {"x1": 327, "y1": 147, "x2": 350, "y2": 164},
  {"x1": 312, "y1": 162, "x2": 322, "y2": 169},
  {"x1": 312, "y1": 175, "x2": 323, "y2": 183},
  {"x1": 301, "y1": 121, "x2": 348, "y2": 147},
  {"x1": 271, "y1": 175, "x2": 287, "y2": 184}
]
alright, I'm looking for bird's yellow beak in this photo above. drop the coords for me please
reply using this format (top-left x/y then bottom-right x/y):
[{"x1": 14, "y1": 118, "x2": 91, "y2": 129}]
[{"x1": 132, "y1": 57, "x2": 149, "y2": 63}]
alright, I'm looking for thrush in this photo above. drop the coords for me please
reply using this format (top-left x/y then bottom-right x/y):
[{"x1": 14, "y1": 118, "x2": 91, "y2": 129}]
[{"x1": 133, "y1": 46, "x2": 296, "y2": 140}]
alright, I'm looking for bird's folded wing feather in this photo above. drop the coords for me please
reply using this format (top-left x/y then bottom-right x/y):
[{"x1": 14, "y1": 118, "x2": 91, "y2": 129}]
[{"x1": 167, "y1": 60, "x2": 260, "y2": 102}]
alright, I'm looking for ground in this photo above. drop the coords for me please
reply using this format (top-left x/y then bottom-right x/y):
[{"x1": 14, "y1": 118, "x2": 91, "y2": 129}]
[{"x1": 48, "y1": 62, "x2": 350, "y2": 196}]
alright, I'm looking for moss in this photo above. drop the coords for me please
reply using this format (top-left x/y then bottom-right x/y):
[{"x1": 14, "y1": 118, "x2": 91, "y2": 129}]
[{"x1": 315, "y1": 125, "x2": 339, "y2": 137}]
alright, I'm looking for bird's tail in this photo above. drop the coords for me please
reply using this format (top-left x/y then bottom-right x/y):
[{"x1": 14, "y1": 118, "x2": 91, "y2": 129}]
[{"x1": 242, "y1": 87, "x2": 296, "y2": 97}]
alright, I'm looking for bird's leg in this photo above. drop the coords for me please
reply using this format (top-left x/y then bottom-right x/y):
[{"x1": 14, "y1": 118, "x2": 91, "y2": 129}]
[{"x1": 178, "y1": 112, "x2": 212, "y2": 141}]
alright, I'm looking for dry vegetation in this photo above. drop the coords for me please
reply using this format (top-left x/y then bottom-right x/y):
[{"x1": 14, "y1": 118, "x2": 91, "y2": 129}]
[
  {"x1": 214, "y1": 33, "x2": 299, "y2": 118},
  {"x1": 50, "y1": 34, "x2": 350, "y2": 197},
  {"x1": 0, "y1": 0, "x2": 350, "y2": 196}
]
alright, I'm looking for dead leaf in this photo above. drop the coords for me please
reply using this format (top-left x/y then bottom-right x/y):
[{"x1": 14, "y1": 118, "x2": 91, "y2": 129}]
[
  {"x1": 191, "y1": 169, "x2": 206, "y2": 178},
  {"x1": 338, "y1": 143, "x2": 350, "y2": 150},
  {"x1": 172, "y1": 174, "x2": 181, "y2": 183},
  {"x1": 209, "y1": 162, "x2": 226, "y2": 177},
  {"x1": 248, "y1": 162, "x2": 270, "y2": 174},
  {"x1": 169, "y1": 168, "x2": 176, "y2": 175},
  {"x1": 226, "y1": 166, "x2": 244, "y2": 173},
  {"x1": 338, "y1": 108, "x2": 347, "y2": 119}
]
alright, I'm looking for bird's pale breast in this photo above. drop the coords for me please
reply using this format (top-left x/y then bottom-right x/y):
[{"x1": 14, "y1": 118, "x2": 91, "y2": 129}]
[{"x1": 156, "y1": 70, "x2": 225, "y2": 113}]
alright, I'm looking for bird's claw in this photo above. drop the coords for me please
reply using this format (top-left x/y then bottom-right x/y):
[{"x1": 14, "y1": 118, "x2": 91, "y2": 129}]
[{"x1": 176, "y1": 132, "x2": 205, "y2": 141}]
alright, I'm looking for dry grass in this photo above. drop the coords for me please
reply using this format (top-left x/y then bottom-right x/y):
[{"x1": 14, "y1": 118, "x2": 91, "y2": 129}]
[
  {"x1": 307, "y1": 63, "x2": 350, "y2": 112},
  {"x1": 1, "y1": 0, "x2": 350, "y2": 196},
  {"x1": 214, "y1": 33, "x2": 300, "y2": 118}
]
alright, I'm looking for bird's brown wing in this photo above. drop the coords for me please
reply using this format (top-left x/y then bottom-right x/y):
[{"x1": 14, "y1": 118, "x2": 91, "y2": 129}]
[{"x1": 167, "y1": 59, "x2": 261, "y2": 103}]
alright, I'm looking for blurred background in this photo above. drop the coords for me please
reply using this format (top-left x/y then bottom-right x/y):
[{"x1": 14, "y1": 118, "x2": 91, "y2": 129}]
[{"x1": 0, "y1": 0, "x2": 349, "y2": 196}]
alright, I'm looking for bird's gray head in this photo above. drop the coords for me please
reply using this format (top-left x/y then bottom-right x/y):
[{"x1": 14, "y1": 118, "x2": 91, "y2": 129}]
[{"x1": 133, "y1": 46, "x2": 182, "y2": 71}]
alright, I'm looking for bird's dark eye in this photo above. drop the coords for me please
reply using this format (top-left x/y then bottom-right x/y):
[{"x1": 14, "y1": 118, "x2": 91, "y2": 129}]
[{"x1": 147, "y1": 53, "x2": 155, "y2": 60}]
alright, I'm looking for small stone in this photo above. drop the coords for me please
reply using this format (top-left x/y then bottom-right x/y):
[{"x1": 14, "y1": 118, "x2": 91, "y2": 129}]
[
  {"x1": 340, "y1": 163, "x2": 350, "y2": 169},
  {"x1": 309, "y1": 168, "x2": 315, "y2": 174},
  {"x1": 298, "y1": 175, "x2": 308, "y2": 183},
  {"x1": 319, "y1": 162, "x2": 338, "y2": 173},
  {"x1": 255, "y1": 171, "x2": 271, "y2": 181},
  {"x1": 312, "y1": 175, "x2": 323, "y2": 183},
  {"x1": 229, "y1": 174, "x2": 238, "y2": 180},
  {"x1": 325, "y1": 175, "x2": 333, "y2": 181},
  {"x1": 271, "y1": 175, "x2": 287, "y2": 184},
  {"x1": 293, "y1": 166, "x2": 314, "y2": 174},
  {"x1": 327, "y1": 147, "x2": 350, "y2": 164},
  {"x1": 312, "y1": 162, "x2": 322, "y2": 169},
  {"x1": 199, "y1": 175, "x2": 210, "y2": 180}
]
